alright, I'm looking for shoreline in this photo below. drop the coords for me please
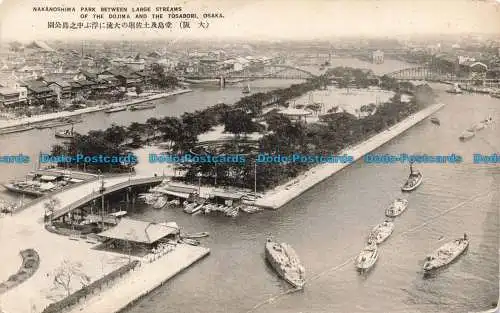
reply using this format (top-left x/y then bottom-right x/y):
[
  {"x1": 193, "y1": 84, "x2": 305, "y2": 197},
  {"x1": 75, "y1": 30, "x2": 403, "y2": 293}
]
[
  {"x1": 66, "y1": 244, "x2": 210, "y2": 313},
  {"x1": 255, "y1": 102, "x2": 446, "y2": 209},
  {"x1": 0, "y1": 89, "x2": 192, "y2": 130}
]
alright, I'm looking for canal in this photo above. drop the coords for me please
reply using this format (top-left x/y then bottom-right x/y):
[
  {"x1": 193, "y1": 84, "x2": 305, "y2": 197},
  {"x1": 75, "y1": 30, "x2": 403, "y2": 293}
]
[{"x1": 0, "y1": 58, "x2": 498, "y2": 312}]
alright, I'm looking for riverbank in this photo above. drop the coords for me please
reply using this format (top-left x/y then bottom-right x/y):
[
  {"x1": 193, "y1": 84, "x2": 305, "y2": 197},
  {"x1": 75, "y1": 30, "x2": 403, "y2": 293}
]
[
  {"x1": 66, "y1": 244, "x2": 210, "y2": 313},
  {"x1": 255, "y1": 102, "x2": 446, "y2": 209},
  {"x1": 0, "y1": 89, "x2": 192, "y2": 131}
]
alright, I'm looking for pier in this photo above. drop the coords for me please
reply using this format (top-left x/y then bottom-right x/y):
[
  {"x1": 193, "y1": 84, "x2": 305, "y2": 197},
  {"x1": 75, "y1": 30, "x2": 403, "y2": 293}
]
[{"x1": 0, "y1": 174, "x2": 209, "y2": 313}]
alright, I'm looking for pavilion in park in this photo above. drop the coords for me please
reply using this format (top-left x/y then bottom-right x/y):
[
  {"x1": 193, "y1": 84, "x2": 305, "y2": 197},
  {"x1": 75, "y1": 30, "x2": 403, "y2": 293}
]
[
  {"x1": 97, "y1": 218, "x2": 180, "y2": 255},
  {"x1": 278, "y1": 108, "x2": 312, "y2": 123}
]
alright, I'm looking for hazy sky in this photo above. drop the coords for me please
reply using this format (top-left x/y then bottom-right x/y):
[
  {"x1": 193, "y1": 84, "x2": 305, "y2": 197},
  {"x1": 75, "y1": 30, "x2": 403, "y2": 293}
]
[{"x1": 1, "y1": 0, "x2": 500, "y2": 42}]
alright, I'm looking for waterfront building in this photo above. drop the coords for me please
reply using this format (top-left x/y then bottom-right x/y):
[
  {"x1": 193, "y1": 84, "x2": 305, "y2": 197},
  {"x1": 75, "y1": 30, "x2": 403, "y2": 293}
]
[
  {"x1": 0, "y1": 87, "x2": 21, "y2": 107},
  {"x1": 21, "y1": 80, "x2": 58, "y2": 106},
  {"x1": 47, "y1": 80, "x2": 72, "y2": 102},
  {"x1": 372, "y1": 50, "x2": 384, "y2": 64},
  {"x1": 279, "y1": 108, "x2": 312, "y2": 123}
]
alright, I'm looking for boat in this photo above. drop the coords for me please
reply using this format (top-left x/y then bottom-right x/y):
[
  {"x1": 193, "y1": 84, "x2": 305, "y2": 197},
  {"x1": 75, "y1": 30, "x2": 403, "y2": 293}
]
[
  {"x1": 472, "y1": 123, "x2": 485, "y2": 131},
  {"x1": 182, "y1": 232, "x2": 209, "y2": 239},
  {"x1": 153, "y1": 197, "x2": 167, "y2": 209},
  {"x1": 129, "y1": 103, "x2": 156, "y2": 111},
  {"x1": 423, "y1": 234, "x2": 469, "y2": 273},
  {"x1": 265, "y1": 238, "x2": 305, "y2": 289},
  {"x1": 490, "y1": 91, "x2": 500, "y2": 99},
  {"x1": 355, "y1": 242, "x2": 379, "y2": 272},
  {"x1": 430, "y1": 117, "x2": 440, "y2": 125},
  {"x1": 401, "y1": 163, "x2": 423, "y2": 192},
  {"x1": 183, "y1": 203, "x2": 204, "y2": 214},
  {"x1": 181, "y1": 238, "x2": 200, "y2": 246},
  {"x1": 385, "y1": 198, "x2": 408, "y2": 217},
  {"x1": 368, "y1": 220, "x2": 395, "y2": 244},
  {"x1": 242, "y1": 84, "x2": 251, "y2": 94},
  {"x1": 459, "y1": 130, "x2": 475, "y2": 141},
  {"x1": 55, "y1": 126, "x2": 75, "y2": 139},
  {"x1": 446, "y1": 83, "x2": 462, "y2": 94},
  {"x1": 105, "y1": 106, "x2": 127, "y2": 113},
  {"x1": 0, "y1": 125, "x2": 35, "y2": 135}
]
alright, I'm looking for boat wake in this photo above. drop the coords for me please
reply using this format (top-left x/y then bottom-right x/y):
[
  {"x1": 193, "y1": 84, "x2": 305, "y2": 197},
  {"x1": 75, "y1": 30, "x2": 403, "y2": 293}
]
[{"x1": 243, "y1": 188, "x2": 494, "y2": 313}]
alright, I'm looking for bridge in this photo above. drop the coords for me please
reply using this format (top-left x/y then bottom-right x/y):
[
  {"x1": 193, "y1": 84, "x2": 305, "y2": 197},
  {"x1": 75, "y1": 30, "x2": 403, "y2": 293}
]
[
  {"x1": 386, "y1": 66, "x2": 500, "y2": 85},
  {"x1": 51, "y1": 175, "x2": 164, "y2": 220},
  {"x1": 184, "y1": 64, "x2": 319, "y2": 82}
]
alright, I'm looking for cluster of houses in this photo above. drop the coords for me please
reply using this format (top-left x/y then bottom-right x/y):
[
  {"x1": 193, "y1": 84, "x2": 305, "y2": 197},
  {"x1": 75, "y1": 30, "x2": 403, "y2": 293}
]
[{"x1": 0, "y1": 66, "x2": 162, "y2": 108}]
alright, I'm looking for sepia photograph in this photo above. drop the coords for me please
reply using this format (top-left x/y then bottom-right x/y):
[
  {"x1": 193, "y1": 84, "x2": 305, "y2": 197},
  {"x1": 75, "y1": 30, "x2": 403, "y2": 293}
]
[{"x1": 0, "y1": 0, "x2": 498, "y2": 312}]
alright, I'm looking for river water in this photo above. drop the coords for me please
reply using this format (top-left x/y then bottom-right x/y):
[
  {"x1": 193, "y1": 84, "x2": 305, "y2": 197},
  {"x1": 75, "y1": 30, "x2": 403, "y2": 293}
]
[{"x1": 0, "y1": 59, "x2": 498, "y2": 313}]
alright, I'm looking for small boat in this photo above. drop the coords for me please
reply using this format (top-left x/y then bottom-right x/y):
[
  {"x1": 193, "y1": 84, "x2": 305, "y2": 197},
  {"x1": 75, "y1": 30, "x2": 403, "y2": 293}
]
[
  {"x1": 55, "y1": 126, "x2": 75, "y2": 139},
  {"x1": 181, "y1": 238, "x2": 200, "y2": 246},
  {"x1": 490, "y1": 91, "x2": 500, "y2": 99},
  {"x1": 355, "y1": 242, "x2": 379, "y2": 272},
  {"x1": 265, "y1": 238, "x2": 305, "y2": 289},
  {"x1": 459, "y1": 130, "x2": 475, "y2": 141},
  {"x1": 446, "y1": 83, "x2": 462, "y2": 94},
  {"x1": 368, "y1": 220, "x2": 395, "y2": 244},
  {"x1": 472, "y1": 123, "x2": 485, "y2": 131},
  {"x1": 401, "y1": 163, "x2": 422, "y2": 192},
  {"x1": 183, "y1": 203, "x2": 204, "y2": 214},
  {"x1": 129, "y1": 103, "x2": 156, "y2": 111},
  {"x1": 385, "y1": 198, "x2": 408, "y2": 217},
  {"x1": 423, "y1": 233, "x2": 469, "y2": 273},
  {"x1": 105, "y1": 106, "x2": 127, "y2": 113},
  {"x1": 182, "y1": 232, "x2": 209, "y2": 239},
  {"x1": 242, "y1": 84, "x2": 251, "y2": 94},
  {"x1": 430, "y1": 117, "x2": 440, "y2": 125},
  {"x1": 0, "y1": 125, "x2": 35, "y2": 135},
  {"x1": 153, "y1": 197, "x2": 167, "y2": 209}
]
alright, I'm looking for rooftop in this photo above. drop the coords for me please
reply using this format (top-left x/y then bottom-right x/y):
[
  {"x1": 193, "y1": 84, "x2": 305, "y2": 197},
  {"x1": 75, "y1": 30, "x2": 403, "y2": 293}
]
[{"x1": 98, "y1": 218, "x2": 179, "y2": 244}]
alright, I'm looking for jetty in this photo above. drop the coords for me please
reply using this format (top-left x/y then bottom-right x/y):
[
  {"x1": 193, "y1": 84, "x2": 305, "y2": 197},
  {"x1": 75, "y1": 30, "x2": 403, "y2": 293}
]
[
  {"x1": 255, "y1": 103, "x2": 446, "y2": 209},
  {"x1": 0, "y1": 173, "x2": 208, "y2": 313}
]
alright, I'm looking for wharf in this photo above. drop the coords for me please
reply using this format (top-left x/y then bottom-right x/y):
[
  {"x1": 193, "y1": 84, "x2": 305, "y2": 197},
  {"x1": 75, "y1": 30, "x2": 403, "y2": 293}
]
[
  {"x1": 0, "y1": 89, "x2": 192, "y2": 132},
  {"x1": 255, "y1": 103, "x2": 446, "y2": 209},
  {"x1": 67, "y1": 244, "x2": 210, "y2": 313}
]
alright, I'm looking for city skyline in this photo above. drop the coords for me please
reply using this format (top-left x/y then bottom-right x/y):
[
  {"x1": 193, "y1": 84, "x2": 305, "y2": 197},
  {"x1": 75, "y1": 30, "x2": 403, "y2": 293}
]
[{"x1": 1, "y1": 0, "x2": 500, "y2": 42}]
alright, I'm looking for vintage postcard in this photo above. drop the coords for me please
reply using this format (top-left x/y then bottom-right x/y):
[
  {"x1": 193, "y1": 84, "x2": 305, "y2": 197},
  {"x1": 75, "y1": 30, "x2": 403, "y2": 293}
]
[{"x1": 0, "y1": 0, "x2": 498, "y2": 312}]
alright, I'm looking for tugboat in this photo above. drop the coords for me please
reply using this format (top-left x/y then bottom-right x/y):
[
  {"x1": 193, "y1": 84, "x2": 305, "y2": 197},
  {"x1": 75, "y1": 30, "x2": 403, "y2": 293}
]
[
  {"x1": 423, "y1": 233, "x2": 469, "y2": 274},
  {"x1": 385, "y1": 198, "x2": 409, "y2": 217},
  {"x1": 401, "y1": 163, "x2": 423, "y2": 192},
  {"x1": 55, "y1": 126, "x2": 75, "y2": 139},
  {"x1": 355, "y1": 242, "x2": 379, "y2": 272},
  {"x1": 368, "y1": 220, "x2": 395, "y2": 244},
  {"x1": 265, "y1": 238, "x2": 305, "y2": 289}
]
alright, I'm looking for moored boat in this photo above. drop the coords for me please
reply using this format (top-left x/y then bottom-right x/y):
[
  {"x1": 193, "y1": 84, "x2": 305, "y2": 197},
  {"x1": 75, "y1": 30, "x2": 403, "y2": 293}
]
[
  {"x1": 105, "y1": 106, "x2": 127, "y2": 113},
  {"x1": 355, "y1": 242, "x2": 379, "y2": 272},
  {"x1": 385, "y1": 198, "x2": 409, "y2": 217},
  {"x1": 184, "y1": 203, "x2": 204, "y2": 214},
  {"x1": 401, "y1": 163, "x2": 423, "y2": 192},
  {"x1": 242, "y1": 84, "x2": 251, "y2": 94},
  {"x1": 129, "y1": 103, "x2": 156, "y2": 111},
  {"x1": 423, "y1": 234, "x2": 469, "y2": 273},
  {"x1": 446, "y1": 83, "x2": 462, "y2": 94},
  {"x1": 153, "y1": 197, "x2": 167, "y2": 209},
  {"x1": 430, "y1": 117, "x2": 440, "y2": 125},
  {"x1": 182, "y1": 232, "x2": 209, "y2": 239},
  {"x1": 265, "y1": 238, "x2": 305, "y2": 289},
  {"x1": 368, "y1": 220, "x2": 395, "y2": 244}
]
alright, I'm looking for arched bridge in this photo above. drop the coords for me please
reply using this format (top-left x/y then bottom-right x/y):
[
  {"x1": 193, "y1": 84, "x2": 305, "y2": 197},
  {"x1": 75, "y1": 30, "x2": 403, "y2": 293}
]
[
  {"x1": 184, "y1": 64, "x2": 319, "y2": 80},
  {"x1": 386, "y1": 66, "x2": 500, "y2": 85}
]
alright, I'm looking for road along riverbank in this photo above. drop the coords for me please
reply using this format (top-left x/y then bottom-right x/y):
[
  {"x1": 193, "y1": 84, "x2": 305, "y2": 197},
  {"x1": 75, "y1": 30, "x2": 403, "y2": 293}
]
[
  {"x1": 0, "y1": 89, "x2": 192, "y2": 131},
  {"x1": 255, "y1": 102, "x2": 446, "y2": 209}
]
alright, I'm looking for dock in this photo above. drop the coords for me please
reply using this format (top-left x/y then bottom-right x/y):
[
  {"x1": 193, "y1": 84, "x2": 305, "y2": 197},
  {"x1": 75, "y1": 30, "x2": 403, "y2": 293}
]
[{"x1": 66, "y1": 244, "x2": 210, "y2": 313}]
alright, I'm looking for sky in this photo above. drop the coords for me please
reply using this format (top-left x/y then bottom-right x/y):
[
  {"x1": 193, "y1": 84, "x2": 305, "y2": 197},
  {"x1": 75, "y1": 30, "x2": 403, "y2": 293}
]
[{"x1": 0, "y1": 0, "x2": 500, "y2": 42}]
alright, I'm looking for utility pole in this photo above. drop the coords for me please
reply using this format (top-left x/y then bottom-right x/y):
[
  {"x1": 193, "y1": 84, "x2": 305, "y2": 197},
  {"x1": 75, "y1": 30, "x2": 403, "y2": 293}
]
[{"x1": 254, "y1": 160, "x2": 257, "y2": 201}]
